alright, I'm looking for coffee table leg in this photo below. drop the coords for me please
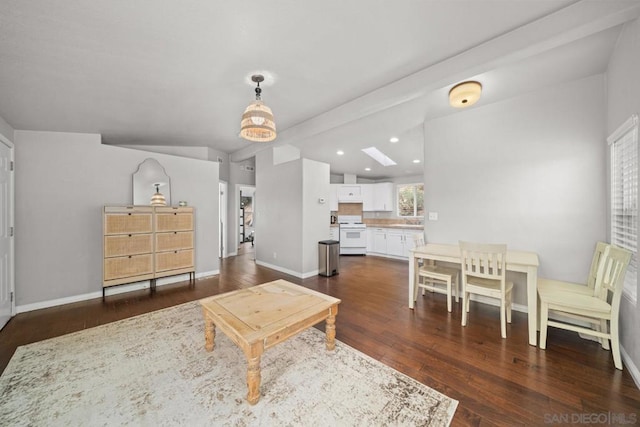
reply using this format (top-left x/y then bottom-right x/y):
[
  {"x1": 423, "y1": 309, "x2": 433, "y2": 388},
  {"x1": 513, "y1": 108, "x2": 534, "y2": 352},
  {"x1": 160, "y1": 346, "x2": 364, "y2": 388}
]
[
  {"x1": 246, "y1": 355, "x2": 261, "y2": 405},
  {"x1": 326, "y1": 313, "x2": 336, "y2": 351},
  {"x1": 204, "y1": 315, "x2": 215, "y2": 352}
]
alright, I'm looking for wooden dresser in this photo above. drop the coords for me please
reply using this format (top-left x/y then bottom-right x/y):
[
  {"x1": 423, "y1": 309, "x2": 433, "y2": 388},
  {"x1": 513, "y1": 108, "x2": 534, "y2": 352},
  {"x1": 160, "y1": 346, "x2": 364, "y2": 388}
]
[{"x1": 103, "y1": 206, "x2": 195, "y2": 297}]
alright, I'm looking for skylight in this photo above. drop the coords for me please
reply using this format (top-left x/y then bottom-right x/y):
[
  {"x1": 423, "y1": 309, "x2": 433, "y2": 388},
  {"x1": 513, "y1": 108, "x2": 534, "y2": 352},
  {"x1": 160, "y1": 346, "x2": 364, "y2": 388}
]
[{"x1": 361, "y1": 147, "x2": 397, "y2": 167}]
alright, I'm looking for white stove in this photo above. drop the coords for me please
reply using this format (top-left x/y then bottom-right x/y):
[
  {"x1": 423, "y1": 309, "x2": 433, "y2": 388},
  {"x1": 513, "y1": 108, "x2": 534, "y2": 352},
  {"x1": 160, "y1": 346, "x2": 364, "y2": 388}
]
[{"x1": 338, "y1": 215, "x2": 367, "y2": 255}]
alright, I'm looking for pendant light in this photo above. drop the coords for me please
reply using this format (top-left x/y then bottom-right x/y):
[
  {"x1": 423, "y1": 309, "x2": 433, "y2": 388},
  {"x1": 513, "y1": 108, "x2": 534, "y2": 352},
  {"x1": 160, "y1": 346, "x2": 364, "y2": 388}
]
[
  {"x1": 150, "y1": 183, "x2": 167, "y2": 206},
  {"x1": 240, "y1": 74, "x2": 277, "y2": 142}
]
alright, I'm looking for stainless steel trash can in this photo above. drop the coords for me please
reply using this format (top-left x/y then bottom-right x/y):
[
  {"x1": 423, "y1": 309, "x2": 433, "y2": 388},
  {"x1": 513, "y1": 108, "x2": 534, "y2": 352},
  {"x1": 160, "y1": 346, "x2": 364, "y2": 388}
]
[{"x1": 318, "y1": 240, "x2": 339, "y2": 277}]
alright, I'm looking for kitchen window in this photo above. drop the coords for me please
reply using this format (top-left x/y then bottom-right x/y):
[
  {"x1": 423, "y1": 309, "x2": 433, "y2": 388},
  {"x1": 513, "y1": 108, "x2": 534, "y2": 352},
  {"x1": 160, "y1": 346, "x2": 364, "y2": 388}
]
[
  {"x1": 397, "y1": 184, "x2": 424, "y2": 217},
  {"x1": 608, "y1": 114, "x2": 638, "y2": 303}
]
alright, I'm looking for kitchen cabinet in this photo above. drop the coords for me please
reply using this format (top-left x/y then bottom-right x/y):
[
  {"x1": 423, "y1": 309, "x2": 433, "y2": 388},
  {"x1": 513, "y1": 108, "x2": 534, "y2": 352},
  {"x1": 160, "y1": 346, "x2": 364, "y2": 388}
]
[
  {"x1": 372, "y1": 228, "x2": 387, "y2": 254},
  {"x1": 329, "y1": 184, "x2": 339, "y2": 211},
  {"x1": 337, "y1": 185, "x2": 362, "y2": 202},
  {"x1": 361, "y1": 184, "x2": 374, "y2": 211},
  {"x1": 329, "y1": 227, "x2": 339, "y2": 241},
  {"x1": 366, "y1": 227, "x2": 423, "y2": 259},
  {"x1": 373, "y1": 183, "x2": 394, "y2": 211},
  {"x1": 366, "y1": 228, "x2": 374, "y2": 252},
  {"x1": 386, "y1": 230, "x2": 405, "y2": 257}
]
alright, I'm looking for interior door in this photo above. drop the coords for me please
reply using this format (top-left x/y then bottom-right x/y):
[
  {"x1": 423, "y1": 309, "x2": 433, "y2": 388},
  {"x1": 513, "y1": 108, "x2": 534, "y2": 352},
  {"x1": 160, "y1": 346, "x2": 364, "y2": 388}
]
[{"x1": 0, "y1": 139, "x2": 14, "y2": 330}]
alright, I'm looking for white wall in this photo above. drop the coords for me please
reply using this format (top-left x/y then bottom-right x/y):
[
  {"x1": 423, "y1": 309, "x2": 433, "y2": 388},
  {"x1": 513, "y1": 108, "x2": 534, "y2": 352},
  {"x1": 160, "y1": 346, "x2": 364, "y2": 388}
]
[
  {"x1": 255, "y1": 148, "x2": 303, "y2": 273},
  {"x1": 423, "y1": 74, "x2": 607, "y2": 306},
  {"x1": 606, "y1": 17, "x2": 640, "y2": 378},
  {"x1": 14, "y1": 131, "x2": 219, "y2": 306},
  {"x1": 302, "y1": 159, "x2": 331, "y2": 273},
  {"x1": 255, "y1": 149, "x2": 329, "y2": 277},
  {"x1": 0, "y1": 115, "x2": 13, "y2": 143}
]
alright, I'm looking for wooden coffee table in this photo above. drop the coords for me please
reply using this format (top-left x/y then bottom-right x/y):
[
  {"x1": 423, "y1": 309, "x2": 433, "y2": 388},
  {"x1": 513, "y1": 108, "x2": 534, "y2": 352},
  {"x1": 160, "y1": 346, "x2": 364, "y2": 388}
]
[{"x1": 199, "y1": 279, "x2": 341, "y2": 404}]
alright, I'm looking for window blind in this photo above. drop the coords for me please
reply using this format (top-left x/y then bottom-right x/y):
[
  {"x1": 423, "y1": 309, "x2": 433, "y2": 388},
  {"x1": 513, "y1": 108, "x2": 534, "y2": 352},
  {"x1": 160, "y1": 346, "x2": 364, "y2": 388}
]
[{"x1": 609, "y1": 115, "x2": 638, "y2": 302}]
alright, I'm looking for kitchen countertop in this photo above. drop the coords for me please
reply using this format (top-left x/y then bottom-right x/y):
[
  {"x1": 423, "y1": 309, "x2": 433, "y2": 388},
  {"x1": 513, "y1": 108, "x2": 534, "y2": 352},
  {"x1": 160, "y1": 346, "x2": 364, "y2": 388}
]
[{"x1": 368, "y1": 224, "x2": 424, "y2": 230}]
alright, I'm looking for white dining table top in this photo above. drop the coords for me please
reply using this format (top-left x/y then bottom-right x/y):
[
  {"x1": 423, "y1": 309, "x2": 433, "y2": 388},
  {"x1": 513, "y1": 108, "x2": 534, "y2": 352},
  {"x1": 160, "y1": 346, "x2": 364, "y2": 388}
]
[{"x1": 411, "y1": 243, "x2": 539, "y2": 267}]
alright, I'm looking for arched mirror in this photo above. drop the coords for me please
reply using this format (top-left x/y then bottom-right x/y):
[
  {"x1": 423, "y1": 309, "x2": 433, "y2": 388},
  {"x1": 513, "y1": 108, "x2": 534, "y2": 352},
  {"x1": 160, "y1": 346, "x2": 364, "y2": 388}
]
[{"x1": 132, "y1": 158, "x2": 171, "y2": 206}]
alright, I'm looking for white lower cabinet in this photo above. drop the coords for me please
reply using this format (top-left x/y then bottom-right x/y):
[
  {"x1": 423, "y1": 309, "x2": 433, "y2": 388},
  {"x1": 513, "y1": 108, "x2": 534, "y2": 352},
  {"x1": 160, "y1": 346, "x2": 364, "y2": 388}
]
[
  {"x1": 367, "y1": 228, "x2": 423, "y2": 259},
  {"x1": 386, "y1": 230, "x2": 405, "y2": 257},
  {"x1": 372, "y1": 228, "x2": 387, "y2": 254},
  {"x1": 329, "y1": 226, "x2": 339, "y2": 241}
]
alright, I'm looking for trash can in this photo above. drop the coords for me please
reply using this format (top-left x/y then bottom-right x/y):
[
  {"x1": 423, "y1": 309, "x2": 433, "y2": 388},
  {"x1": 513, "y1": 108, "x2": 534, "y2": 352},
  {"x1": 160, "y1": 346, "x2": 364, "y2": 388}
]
[{"x1": 318, "y1": 240, "x2": 339, "y2": 277}]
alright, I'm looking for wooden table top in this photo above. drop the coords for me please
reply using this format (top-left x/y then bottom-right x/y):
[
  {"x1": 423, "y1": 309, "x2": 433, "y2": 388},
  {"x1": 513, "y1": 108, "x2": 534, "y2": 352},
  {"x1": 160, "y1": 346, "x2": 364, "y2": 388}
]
[{"x1": 200, "y1": 279, "x2": 341, "y2": 345}]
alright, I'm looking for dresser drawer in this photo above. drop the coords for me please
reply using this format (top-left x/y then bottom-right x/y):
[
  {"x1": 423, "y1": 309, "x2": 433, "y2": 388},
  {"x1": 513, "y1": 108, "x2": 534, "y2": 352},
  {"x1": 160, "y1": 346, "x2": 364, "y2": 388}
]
[
  {"x1": 155, "y1": 212, "x2": 193, "y2": 232},
  {"x1": 104, "y1": 254, "x2": 153, "y2": 281},
  {"x1": 104, "y1": 234, "x2": 153, "y2": 257},
  {"x1": 155, "y1": 249, "x2": 194, "y2": 272},
  {"x1": 104, "y1": 213, "x2": 153, "y2": 235},
  {"x1": 155, "y1": 232, "x2": 193, "y2": 252}
]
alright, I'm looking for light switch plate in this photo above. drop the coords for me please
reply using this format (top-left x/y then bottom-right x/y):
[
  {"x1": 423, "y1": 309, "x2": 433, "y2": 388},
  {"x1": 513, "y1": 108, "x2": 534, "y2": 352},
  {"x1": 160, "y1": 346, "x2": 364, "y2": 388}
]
[{"x1": 428, "y1": 212, "x2": 438, "y2": 221}]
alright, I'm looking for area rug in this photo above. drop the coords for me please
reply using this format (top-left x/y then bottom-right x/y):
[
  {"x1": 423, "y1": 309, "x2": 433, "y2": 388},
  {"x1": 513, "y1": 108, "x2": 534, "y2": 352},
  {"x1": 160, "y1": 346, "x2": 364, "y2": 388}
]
[{"x1": 0, "y1": 301, "x2": 457, "y2": 426}]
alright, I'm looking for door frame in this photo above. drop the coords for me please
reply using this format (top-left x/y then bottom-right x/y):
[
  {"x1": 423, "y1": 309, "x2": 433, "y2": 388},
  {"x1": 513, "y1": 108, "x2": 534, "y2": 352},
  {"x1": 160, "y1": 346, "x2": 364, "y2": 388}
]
[{"x1": 0, "y1": 133, "x2": 15, "y2": 328}]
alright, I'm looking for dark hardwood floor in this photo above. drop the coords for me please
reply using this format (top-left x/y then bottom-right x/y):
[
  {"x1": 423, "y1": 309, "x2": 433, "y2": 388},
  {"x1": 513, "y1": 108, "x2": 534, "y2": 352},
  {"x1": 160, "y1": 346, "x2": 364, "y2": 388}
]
[{"x1": 1, "y1": 250, "x2": 639, "y2": 426}]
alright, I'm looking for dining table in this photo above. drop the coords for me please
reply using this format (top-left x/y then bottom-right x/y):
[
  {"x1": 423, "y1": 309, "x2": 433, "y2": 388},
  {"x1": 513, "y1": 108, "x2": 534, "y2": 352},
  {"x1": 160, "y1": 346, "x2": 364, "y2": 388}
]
[{"x1": 409, "y1": 243, "x2": 540, "y2": 346}]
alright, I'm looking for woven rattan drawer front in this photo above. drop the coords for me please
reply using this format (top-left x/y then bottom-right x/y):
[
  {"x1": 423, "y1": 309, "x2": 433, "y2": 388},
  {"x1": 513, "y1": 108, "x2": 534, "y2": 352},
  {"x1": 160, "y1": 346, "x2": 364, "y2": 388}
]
[
  {"x1": 156, "y1": 232, "x2": 193, "y2": 252},
  {"x1": 105, "y1": 213, "x2": 153, "y2": 235},
  {"x1": 156, "y1": 249, "x2": 194, "y2": 272},
  {"x1": 104, "y1": 234, "x2": 153, "y2": 257},
  {"x1": 155, "y1": 212, "x2": 193, "y2": 232},
  {"x1": 104, "y1": 254, "x2": 153, "y2": 281}
]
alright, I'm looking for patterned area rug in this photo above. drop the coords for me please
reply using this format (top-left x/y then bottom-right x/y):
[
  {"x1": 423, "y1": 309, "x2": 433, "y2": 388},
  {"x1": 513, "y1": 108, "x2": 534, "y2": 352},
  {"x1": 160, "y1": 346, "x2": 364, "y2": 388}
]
[{"x1": 0, "y1": 301, "x2": 457, "y2": 426}]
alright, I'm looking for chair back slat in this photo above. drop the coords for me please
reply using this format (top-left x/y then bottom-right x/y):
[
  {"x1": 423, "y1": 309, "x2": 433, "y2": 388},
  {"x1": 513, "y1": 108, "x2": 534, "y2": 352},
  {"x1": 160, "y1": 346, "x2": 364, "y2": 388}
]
[
  {"x1": 593, "y1": 245, "x2": 632, "y2": 302},
  {"x1": 459, "y1": 241, "x2": 507, "y2": 281},
  {"x1": 413, "y1": 233, "x2": 425, "y2": 247},
  {"x1": 587, "y1": 242, "x2": 608, "y2": 289}
]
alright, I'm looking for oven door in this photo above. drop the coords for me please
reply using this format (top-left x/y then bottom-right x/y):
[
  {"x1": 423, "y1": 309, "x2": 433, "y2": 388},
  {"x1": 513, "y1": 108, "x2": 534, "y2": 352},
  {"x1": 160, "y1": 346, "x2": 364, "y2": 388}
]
[{"x1": 339, "y1": 228, "x2": 366, "y2": 248}]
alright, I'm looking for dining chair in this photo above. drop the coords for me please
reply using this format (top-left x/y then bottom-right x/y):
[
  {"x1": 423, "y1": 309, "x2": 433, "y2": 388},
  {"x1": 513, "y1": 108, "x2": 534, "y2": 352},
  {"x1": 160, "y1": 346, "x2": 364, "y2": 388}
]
[
  {"x1": 412, "y1": 234, "x2": 459, "y2": 312},
  {"x1": 538, "y1": 244, "x2": 631, "y2": 370},
  {"x1": 537, "y1": 241, "x2": 608, "y2": 347},
  {"x1": 459, "y1": 241, "x2": 513, "y2": 338}
]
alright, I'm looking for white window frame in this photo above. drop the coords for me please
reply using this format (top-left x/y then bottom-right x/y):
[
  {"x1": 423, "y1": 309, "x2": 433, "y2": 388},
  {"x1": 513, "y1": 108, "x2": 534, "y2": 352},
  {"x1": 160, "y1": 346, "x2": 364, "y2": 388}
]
[
  {"x1": 397, "y1": 183, "x2": 424, "y2": 218},
  {"x1": 607, "y1": 114, "x2": 638, "y2": 304}
]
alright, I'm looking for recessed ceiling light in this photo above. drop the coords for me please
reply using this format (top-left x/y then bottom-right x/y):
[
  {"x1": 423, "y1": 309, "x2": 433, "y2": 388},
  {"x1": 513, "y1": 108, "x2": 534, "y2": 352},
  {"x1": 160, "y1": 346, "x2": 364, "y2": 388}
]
[
  {"x1": 337, "y1": 150, "x2": 344, "y2": 155},
  {"x1": 390, "y1": 137, "x2": 399, "y2": 143},
  {"x1": 413, "y1": 159, "x2": 420, "y2": 163},
  {"x1": 364, "y1": 167, "x2": 371, "y2": 171},
  {"x1": 362, "y1": 147, "x2": 397, "y2": 166}
]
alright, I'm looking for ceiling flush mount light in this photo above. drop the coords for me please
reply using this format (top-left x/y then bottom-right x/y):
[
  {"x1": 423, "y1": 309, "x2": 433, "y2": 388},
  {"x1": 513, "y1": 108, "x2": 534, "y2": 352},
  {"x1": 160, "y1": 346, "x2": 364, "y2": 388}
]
[
  {"x1": 449, "y1": 81, "x2": 482, "y2": 108},
  {"x1": 240, "y1": 74, "x2": 276, "y2": 142}
]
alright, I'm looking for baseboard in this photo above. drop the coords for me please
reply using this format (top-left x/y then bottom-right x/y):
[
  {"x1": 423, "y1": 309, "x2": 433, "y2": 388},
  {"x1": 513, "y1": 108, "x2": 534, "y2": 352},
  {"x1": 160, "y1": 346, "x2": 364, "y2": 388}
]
[
  {"x1": 468, "y1": 294, "x2": 528, "y2": 314},
  {"x1": 254, "y1": 260, "x2": 318, "y2": 279},
  {"x1": 621, "y1": 346, "x2": 640, "y2": 389},
  {"x1": 16, "y1": 270, "x2": 219, "y2": 314}
]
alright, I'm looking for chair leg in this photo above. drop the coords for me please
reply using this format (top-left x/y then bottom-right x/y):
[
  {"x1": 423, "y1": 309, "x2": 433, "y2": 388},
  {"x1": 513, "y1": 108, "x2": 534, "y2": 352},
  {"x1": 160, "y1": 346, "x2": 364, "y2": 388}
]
[
  {"x1": 539, "y1": 302, "x2": 549, "y2": 349},
  {"x1": 461, "y1": 291, "x2": 468, "y2": 326},
  {"x1": 454, "y1": 274, "x2": 460, "y2": 303},
  {"x1": 446, "y1": 279, "x2": 452, "y2": 312},
  {"x1": 413, "y1": 282, "x2": 419, "y2": 302},
  {"x1": 500, "y1": 300, "x2": 507, "y2": 339},
  {"x1": 599, "y1": 319, "x2": 610, "y2": 350},
  {"x1": 466, "y1": 293, "x2": 470, "y2": 312},
  {"x1": 610, "y1": 318, "x2": 622, "y2": 370},
  {"x1": 506, "y1": 292, "x2": 512, "y2": 324}
]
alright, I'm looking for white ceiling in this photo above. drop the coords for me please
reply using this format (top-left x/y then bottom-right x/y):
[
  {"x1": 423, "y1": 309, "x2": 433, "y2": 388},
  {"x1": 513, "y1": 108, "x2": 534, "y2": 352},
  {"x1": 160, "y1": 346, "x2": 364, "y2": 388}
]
[{"x1": 1, "y1": 1, "x2": 639, "y2": 179}]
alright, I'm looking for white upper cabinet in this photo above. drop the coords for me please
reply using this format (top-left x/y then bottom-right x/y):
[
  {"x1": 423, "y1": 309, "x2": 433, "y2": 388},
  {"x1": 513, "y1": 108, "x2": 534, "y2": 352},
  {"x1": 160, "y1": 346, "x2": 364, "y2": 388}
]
[
  {"x1": 329, "y1": 184, "x2": 339, "y2": 211},
  {"x1": 372, "y1": 183, "x2": 394, "y2": 211},
  {"x1": 337, "y1": 185, "x2": 363, "y2": 202},
  {"x1": 361, "y1": 184, "x2": 374, "y2": 211}
]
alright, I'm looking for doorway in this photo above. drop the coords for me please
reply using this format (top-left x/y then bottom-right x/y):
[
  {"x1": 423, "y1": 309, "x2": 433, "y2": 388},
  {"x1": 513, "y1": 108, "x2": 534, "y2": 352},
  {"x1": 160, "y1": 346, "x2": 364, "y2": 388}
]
[
  {"x1": 219, "y1": 181, "x2": 228, "y2": 258},
  {"x1": 238, "y1": 186, "x2": 255, "y2": 256}
]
